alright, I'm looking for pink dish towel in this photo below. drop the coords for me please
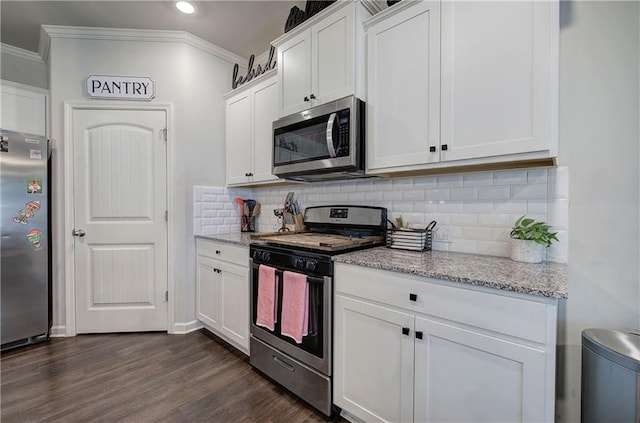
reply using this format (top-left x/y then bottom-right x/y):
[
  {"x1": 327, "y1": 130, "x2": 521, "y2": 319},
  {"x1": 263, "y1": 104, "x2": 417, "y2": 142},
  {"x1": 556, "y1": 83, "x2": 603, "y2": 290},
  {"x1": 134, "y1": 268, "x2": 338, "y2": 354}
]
[
  {"x1": 280, "y1": 271, "x2": 309, "y2": 344},
  {"x1": 256, "y1": 265, "x2": 278, "y2": 331}
]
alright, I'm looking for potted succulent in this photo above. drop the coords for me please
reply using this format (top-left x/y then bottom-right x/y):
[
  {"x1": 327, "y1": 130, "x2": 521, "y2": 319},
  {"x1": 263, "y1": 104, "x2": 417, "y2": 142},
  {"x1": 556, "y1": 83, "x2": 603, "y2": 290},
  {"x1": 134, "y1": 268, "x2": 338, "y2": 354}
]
[{"x1": 509, "y1": 216, "x2": 559, "y2": 263}]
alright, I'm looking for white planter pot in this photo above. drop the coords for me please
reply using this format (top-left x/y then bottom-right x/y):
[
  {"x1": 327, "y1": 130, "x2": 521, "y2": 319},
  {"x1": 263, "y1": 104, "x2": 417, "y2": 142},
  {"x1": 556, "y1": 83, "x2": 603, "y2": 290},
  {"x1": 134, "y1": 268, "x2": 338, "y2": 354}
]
[{"x1": 510, "y1": 239, "x2": 544, "y2": 263}]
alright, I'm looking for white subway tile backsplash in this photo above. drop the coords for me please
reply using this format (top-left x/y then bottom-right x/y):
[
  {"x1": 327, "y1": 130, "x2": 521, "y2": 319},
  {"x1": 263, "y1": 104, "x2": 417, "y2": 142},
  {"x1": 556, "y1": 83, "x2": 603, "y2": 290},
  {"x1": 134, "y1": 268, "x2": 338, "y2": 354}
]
[
  {"x1": 478, "y1": 186, "x2": 511, "y2": 200},
  {"x1": 548, "y1": 198, "x2": 569, "y2": 230},
  {"x1": 403, "y1": 190, "x2": 425, "y2": 201},
  {"x1": 413, "y1": 175, "x2": 437, "y2": 188},
  {"x1": 450, "y1": 214, "x2": 478, "y2": 226},
  {"x1": 463, "y1": 171, "x2": 494, "y2": 186},
  {"x1": 414, "y1": 202, "x2": 437, "y2": 213},
  {"x1": 436, "y1": 174, "x2": 463, "y2": 188},
  {"x1": 382, "y1": 190, "x2": 404, "y2": 201},
  {"x1": 436, "y1": 201, "x2": 463, "y2": 213},
  {"x1": 511, "y1": 184, "x2": 547, "y2": 200},
  {"x1": 493, "y1": 200, "x2": 528, "y2": 214},
  {"x1": 477, "y1": 214, "x2": 511, "y2": 227},
  {"x1": 463, "y1": 201, "x2": 494, "y2": 214},
  {"x1": 494, "y1": 170, "x2": 528, "y2": 185},
  {"x1": 364, "y1": 191, "x2": 383, "y2": 201},
  {"x1": 425, "y1": 189, "x2": 450, "y2": 201},
  {"x1": 462, "y1": 226, "x2": 494, "y2": 241},
  {"x1": 548, "y1": 166, "x2": 570, "y2": 200},
  {"x1": 450, "y1": 187, "x2": 478, "y2": 201},
  {"x1": 193, "y1": 166, "x2": 569, "y2": 262},
  {"x1": 527, "y1": 168, "x2": 548, "y2": 184},
  {"x1": 527, "y1": 200, "x2": 547, "y2": 214}
]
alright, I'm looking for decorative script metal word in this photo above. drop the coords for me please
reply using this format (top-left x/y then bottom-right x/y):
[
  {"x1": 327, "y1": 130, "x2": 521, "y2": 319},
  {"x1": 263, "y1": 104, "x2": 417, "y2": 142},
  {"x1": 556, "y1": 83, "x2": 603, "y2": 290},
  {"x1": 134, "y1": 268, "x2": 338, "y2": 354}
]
[
  {"x1": 232, "y1": 46, "x2": 277, "y2": 90},
  {"x1": 284, "y1": 0, "x2": 336, "y2": 33}
]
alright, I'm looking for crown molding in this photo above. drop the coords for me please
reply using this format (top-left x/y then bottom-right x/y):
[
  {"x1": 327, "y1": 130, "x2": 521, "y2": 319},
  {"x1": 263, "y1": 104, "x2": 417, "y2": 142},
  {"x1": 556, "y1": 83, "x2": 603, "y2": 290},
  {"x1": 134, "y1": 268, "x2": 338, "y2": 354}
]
[
  {"x1": 0, "y1": 43, "x2": 45, "y2": 64},
  {"x1": 40, "y1": 25, "x2": 247, "y2": 66}
]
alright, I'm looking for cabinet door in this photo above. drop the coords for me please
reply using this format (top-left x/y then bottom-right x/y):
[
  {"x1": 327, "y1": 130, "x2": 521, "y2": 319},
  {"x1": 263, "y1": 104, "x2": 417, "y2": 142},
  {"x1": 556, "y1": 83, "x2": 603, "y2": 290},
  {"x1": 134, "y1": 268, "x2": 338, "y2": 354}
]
[
  {"x1": 440, "y1": 1, "x2": 558, "y2": 161},
  {"x1": 277, "y1": 29, "x2": 312, "y2": 117},
  {"x1": 0, "y1": 83, "x2": 47, "y2": 136},
  {"x1": 334, "y1": 295, "x2": 414, "y2": 423},
  {"x1": 219, "y1": 261, "x2": 250, "y2": 353},
  {"x1": 414, "y1": 316, "x2": 547, "y2": 423},
  {"x1": 312, "y1": 3, "x2": 355, "y2": 106},
  {"x1": 226, "y1": 92, "x2": 252, "y2": 185},
  {"x1": 366, "y1": 1, "x2": 441, "y2": 172},
  {"x1": 251, "y1": 76, "x2": 279, "y2": 183},
  {"x1": 196, "y1": 256, "x2": 221, "y2": 329}
]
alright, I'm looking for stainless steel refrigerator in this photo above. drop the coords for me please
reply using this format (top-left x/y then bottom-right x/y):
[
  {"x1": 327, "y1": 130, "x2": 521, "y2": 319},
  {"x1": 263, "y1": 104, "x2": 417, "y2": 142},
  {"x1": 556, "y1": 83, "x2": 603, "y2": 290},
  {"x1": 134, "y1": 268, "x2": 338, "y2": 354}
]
[{"x1": 1, "y1": 128, "x2": 51, "y2": 350}]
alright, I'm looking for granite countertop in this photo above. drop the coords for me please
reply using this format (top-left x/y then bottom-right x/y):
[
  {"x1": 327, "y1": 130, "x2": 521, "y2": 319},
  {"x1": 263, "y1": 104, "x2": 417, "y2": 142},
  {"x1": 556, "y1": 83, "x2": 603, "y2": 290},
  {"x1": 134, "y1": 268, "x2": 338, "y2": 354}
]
[
  {"x1": 333, "y1": 247, "x2": 568, "y2": 299},
  {"x1": 195, "y1": 233, "x2": 253, "y2": 247}
]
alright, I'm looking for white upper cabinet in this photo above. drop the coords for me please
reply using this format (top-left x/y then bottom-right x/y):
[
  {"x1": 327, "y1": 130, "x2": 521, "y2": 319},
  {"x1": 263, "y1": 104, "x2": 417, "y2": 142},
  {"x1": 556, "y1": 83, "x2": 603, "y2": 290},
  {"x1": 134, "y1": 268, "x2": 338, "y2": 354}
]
[
  {"x1": 225, "y1": 72, "x2": 281, "y2": 186},
  {"x1": 0, "y1": 80, "x2": 48, "y2": 137},
  {"x1": 365, "y1": 1, "x2": 441, "y2": 170},
  {"x1": 440, "y1": 1, "x2": 558, "y2": 162},
  {"x1": 273, "y1": 1, "x2": 372, "y2": 117},
  {"x1": 365, "y1": 0, "x2": 559, "y2": 174}
]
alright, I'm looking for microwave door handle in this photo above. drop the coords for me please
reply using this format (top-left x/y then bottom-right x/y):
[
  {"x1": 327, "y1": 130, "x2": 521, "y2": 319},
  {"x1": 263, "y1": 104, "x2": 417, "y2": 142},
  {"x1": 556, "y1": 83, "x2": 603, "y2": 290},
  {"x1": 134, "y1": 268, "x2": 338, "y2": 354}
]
[{"x1": 325, "y1": 112, "x2": 338, "y2": 158}]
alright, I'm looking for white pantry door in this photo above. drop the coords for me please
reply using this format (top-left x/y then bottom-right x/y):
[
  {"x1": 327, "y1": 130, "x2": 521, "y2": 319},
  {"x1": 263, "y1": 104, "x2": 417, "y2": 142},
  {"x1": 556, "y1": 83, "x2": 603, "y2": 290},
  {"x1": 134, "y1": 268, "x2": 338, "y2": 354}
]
[{"x1": 73, "y1": 109, "x2": 168, "y2": 333}]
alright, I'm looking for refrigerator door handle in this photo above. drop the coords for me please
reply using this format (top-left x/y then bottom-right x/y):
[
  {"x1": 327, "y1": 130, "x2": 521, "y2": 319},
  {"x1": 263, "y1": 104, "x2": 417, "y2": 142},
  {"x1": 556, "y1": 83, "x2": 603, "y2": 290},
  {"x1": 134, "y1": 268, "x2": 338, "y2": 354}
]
[{"x1": 72, "y1": 229, "x2": 86, "y2": 237}]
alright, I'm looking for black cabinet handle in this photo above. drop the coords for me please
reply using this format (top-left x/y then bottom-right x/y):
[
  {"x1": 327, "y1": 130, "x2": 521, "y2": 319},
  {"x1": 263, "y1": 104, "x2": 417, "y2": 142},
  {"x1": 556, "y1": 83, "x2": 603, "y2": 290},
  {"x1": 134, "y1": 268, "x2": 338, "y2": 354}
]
[
  {"x1": 409, "y1": 293, "x2": 417, "y2": 301},
  {"x1": 441, "y1": 144, "x2": 448, "y2": 151},
  {"x1": 303, "y1": 96, "x2": 310, "y2": 102},
  {"x1": 416, "y1": 331, "x2": 423, "y2": 340},
  {"x1": 402, "y1": 327, "x2": 410, "y2": 336},
  {"x1": 429, "y1": 146, "x2": 436, "y2": 152},
  {"x1": 310, "y1": 94, "x2": 316, "y2": 100}
]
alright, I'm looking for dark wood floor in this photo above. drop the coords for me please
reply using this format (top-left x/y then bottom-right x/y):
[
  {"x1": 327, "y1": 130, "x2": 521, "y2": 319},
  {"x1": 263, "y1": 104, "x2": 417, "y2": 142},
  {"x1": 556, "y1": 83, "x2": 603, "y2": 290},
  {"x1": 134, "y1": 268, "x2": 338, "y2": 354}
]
[{"x1": 1, "y1": 330, "x2": 342, "y2": 422}]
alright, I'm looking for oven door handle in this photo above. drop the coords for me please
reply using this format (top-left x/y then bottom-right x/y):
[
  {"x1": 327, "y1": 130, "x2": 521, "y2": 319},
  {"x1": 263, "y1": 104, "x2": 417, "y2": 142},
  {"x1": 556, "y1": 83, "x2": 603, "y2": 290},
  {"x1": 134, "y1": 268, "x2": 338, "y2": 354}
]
[
  {"x1": 273, "y1": 355, "x2": 295, "y2": 372},
  {"x1": 325, "y1": 112, "x2": 338, "y2": 158},
  {"x1": 253, "y1": 263, "x2": 326, "y2": 285}
]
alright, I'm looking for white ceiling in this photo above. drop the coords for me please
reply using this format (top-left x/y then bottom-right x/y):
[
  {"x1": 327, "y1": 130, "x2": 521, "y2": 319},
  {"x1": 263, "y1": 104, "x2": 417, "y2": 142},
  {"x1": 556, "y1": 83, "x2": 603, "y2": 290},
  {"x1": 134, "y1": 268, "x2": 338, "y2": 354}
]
[{"x1": 0, "y1": 0, "x2": 307, "y2": 59}]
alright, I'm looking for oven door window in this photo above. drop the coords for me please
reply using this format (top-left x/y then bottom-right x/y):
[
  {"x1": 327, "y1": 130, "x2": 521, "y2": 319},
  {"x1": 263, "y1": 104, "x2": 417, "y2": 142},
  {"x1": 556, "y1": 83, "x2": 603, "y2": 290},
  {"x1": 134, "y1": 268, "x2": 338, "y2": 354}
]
[
  {"x1": 274, "y1": 109, "x2": 350, "y2": 166},
  {"x1": 251, "y1": 265, "x2": 325, "y2": 359}
]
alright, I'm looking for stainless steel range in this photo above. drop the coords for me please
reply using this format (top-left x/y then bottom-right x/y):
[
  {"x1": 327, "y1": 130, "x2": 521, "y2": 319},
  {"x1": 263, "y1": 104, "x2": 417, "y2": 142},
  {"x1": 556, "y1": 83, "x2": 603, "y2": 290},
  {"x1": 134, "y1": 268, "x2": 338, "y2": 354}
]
[{"x1": 249, "y1": 205, "x2": 387, "y2": 417}]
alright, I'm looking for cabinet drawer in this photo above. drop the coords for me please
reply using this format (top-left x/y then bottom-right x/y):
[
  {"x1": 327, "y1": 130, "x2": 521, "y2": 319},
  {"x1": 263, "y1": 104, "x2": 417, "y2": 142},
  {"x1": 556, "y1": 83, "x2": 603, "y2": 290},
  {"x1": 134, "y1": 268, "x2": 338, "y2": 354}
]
[
  {"x1": 196, "y1": 238, "x2": 248, "y2": 267},
  {"x1": 335, "y1": 263, "x2": 550, "y2": 344}
]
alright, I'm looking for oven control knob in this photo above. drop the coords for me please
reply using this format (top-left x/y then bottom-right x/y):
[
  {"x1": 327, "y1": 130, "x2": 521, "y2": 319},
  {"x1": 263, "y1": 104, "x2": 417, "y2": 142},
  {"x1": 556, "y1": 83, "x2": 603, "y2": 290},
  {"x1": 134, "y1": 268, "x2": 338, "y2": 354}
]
[
  {"x1": 294, "y1": 257, "x2": 304, "y2": 269},
  {"x1": 305, "y1": 260, "x2": 317, "y2": 271},
  {"x1": 262, "y1": 252, "x2": 271, "y2": 262}
]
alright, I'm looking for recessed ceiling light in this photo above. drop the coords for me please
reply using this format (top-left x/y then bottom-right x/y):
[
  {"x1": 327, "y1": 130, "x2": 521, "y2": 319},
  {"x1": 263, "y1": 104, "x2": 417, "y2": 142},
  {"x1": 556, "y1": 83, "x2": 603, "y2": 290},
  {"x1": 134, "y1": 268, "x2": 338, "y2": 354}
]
[{"x1": 176, "y1": 1, "x2": 196, "y2": 15}]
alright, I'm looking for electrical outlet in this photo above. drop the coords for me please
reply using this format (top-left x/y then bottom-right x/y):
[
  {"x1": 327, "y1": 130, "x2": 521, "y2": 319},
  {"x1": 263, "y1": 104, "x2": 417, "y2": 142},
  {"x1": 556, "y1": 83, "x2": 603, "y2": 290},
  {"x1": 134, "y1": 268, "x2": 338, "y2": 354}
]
[{"x1": 433, "y1": 226, "x2": 453, "y2": 243}]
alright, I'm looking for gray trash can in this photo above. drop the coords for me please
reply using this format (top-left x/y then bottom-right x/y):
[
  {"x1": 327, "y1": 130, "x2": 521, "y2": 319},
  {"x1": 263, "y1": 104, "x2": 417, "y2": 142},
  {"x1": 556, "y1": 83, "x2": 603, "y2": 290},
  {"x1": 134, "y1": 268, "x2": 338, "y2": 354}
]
[{"x1": 582, "y1": 328, "x2": 640, "y2": 423}]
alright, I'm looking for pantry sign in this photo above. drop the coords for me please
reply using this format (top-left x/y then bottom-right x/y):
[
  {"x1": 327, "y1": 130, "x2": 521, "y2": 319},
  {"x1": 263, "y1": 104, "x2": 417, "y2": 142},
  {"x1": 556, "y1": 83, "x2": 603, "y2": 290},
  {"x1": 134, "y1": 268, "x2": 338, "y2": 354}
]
[{"x1": 85, "y1": 75, "x2": 155, "y2": 100}]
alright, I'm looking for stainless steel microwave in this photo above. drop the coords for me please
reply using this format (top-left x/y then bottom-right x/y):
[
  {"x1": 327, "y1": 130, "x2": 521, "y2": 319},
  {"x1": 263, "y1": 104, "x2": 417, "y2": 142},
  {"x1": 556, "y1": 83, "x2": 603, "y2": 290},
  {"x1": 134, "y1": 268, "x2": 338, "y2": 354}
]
[{"x1": 272, "y1": 95, "x2": 365, "y2": 182}]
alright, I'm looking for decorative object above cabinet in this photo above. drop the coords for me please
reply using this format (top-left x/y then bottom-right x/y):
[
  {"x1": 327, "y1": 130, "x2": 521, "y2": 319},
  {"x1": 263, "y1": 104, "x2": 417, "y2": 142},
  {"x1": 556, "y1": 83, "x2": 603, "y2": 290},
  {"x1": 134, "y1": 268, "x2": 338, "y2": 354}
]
[
  {"x1": 364, "y1": 0, "x2": 559, "y2": 175},
  {"x1": 272, "y1": 0, "x2": 376, "y2": 118}
]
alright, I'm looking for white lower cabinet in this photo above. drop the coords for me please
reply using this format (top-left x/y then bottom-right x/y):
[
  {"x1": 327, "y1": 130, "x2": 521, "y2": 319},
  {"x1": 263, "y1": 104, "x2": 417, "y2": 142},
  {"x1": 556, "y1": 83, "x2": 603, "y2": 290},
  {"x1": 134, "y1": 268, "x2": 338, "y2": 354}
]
[
  {"x1": 196, "y1": 238, "x2": 249, "y2": 354},
  {"x1": 334, "y1": 263, "x2": 557, "y2": 423}
]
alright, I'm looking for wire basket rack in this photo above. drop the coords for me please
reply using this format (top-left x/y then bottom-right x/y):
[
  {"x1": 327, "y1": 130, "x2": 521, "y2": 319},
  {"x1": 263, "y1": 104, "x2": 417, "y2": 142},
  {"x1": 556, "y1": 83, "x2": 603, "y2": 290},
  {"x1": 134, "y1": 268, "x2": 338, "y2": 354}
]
[{"x1": 386, "y1": 221, "x2": 436, "y2": 252}]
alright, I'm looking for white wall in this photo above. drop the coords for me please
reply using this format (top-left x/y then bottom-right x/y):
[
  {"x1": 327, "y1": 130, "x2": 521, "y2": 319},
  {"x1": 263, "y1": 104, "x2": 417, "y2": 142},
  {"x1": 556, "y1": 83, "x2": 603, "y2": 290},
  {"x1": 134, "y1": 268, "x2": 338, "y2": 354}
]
[
  {"x1": 46, "y1": 33, "x2": 234, "y2": 333},
  {"x1": 556, "y1": 1, "x2": 640, "y2": 421},
  {"x1": 0, "y1": 44, "x2": 48, "y2": 89}
]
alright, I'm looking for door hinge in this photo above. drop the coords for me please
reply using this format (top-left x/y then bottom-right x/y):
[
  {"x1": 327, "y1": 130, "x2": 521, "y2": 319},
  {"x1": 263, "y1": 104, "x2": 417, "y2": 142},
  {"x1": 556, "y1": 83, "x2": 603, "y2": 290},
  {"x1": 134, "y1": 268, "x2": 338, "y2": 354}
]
[
  {"x1": 165, "y1": 210, "x2": 168, "y2": 221},
  {"x1": 165, "y1": 290, "x2": 169, "y2": 302},
  {"x1": 161, "y1": 128, "x2": 167, "y2": 142}
]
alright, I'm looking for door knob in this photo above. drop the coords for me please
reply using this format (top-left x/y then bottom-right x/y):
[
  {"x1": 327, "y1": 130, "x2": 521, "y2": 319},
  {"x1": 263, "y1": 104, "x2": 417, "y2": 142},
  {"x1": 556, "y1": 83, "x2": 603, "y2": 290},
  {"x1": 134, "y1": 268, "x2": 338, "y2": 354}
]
[{"x1": 72, "y1": 229, "x2": 86, "y2": 237}]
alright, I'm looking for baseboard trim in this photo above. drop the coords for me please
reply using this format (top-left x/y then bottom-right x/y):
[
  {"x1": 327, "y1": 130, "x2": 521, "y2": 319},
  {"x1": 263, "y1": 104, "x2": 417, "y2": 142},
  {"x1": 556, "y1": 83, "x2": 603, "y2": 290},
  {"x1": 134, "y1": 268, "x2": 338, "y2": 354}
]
[
  {"x1": 49, "y1": 325, "x2": 67, "y2": 337},
  {"x1": 173, "y1": 320, "x2": 203, "y2": 334}
]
